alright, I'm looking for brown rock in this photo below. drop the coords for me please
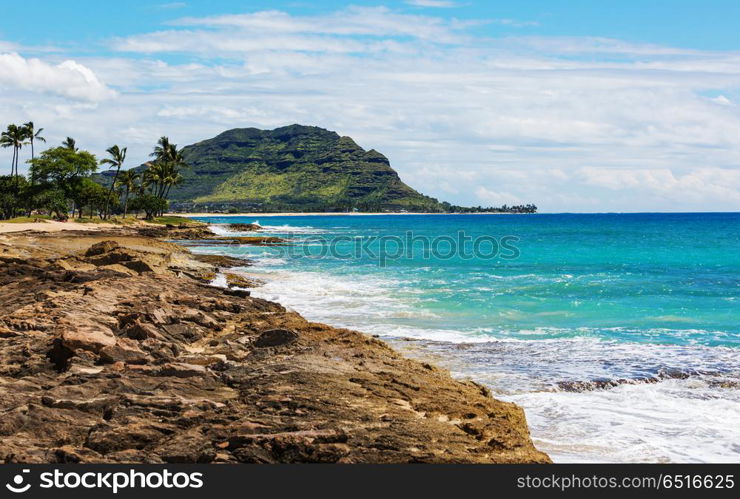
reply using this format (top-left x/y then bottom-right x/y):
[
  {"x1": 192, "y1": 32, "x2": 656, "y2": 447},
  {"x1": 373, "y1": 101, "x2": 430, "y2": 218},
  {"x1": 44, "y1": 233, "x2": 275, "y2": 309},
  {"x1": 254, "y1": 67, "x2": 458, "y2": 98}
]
[
  {"x1": 223, "y1": 288, "x2": 251, "y2": 298},
  {"x1": 85, "y1": 240, "x2": 120, "y2": 257},
  {"x1": 225, "y1": 272, "x2": 263, "y2": 288},
  {"x1": 163, "y1": 226, "x2": 215, "y2": 240},
  {"x1": 254, "y1": 328, "x2": 299, "y2": 348},
  {"x1": 86, "y1": 424, "x2": 168, "y2": 453},
  {"x1": 121, "y1": 259, "x2": 155, "y2": 274},
  {"x1": 154, "y1": 430, "x2": 215, "y2": 463},
  {"x1": 52, "y1": 445, "x2": 104, "y2": 463},
  {"x1": 86, "y1": 250, "x2": 132, "y2": 267},
  {"x1": 60, "y1": 324, "x2": 116, "y2": 352},
  {"x1": 227, "y1": 223, "x2": 261, "y2": 231},
  {"x1": 157, "y1": 363, "x2": 209, "y2": 378},
  {"x1": 123, "y1": 321, "x2": 161, "y2": 340},
  {"x1": 192, "y1": 254, "x2": 252, "y2": 268},
  {"x1": 211, "y1": 236, "x2": 287, "y2": 246},
  {"x1": 99, "y1": 340, "x2": 149, "y2": 364},
  {"x1": 0, "y1": 326, "x2": 19, "y2": 338},
  {"x1": 0, "y1": 229, "x2": 550, "y2": 464}
]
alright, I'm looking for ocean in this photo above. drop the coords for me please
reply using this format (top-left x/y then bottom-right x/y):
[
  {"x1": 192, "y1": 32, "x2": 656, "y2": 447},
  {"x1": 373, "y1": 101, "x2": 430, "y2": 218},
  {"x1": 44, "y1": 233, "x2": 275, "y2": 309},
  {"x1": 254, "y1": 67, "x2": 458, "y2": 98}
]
[{"x1": 192, "y1": 213, "x2": 740, "y2": 463}]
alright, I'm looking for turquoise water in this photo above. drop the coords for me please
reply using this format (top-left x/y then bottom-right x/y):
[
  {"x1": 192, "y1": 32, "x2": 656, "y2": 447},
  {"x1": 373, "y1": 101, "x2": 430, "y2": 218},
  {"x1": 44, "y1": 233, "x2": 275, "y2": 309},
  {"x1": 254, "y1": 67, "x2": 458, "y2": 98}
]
[{"x1": 193, "y1": 213, "x2": 740, "y2": 462}]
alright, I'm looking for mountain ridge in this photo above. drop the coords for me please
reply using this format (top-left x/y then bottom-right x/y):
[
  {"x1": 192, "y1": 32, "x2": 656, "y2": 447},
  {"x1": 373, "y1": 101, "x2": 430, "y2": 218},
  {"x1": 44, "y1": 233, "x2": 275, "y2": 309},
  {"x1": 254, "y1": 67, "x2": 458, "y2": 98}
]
[{"x1": 165, "y1": 124, "x2": 445, "y2": 212}]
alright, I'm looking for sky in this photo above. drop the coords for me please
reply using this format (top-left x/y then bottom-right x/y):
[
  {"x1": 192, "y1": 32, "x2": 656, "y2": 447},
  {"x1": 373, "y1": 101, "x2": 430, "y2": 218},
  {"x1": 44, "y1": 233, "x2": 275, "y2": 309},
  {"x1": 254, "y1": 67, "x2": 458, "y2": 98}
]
[{"x1": 1, "y1": 0, "x2": 740, "y2": 212}]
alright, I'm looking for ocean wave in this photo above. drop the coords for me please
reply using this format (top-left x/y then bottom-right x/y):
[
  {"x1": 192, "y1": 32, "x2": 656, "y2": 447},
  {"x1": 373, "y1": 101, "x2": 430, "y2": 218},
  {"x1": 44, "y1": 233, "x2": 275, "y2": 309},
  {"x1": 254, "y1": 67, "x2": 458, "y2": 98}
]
[
  {"x1": 553, "y1": 369, "x2": 740, "y2": 393},
  {"x1": 194, "y1": 223, "x2": 740, "y2": 463},
  {"x1": 389, "y1": 337, "x2": 740, "y2": 463},
  {"x1": 207, "y1": 224, "x2": 237, "y2": 236},
  {"x1": 508, "y1": 378, "x2": 740, "y2": 463},
  {"x1": 209, "y1": 273, "x2": 228, "y2": 288},
  {"x1": 208, "y1": 223, "x2": 328, "y2": 236},
  {"x1": 244, "y1": 262, "x2": 739, "y2": 346},
  {"x1": 252, "y1": 257, "x2": 288, "y2": 266},
  {"x1": 391, "y1": 336, "x2": 740, "y2": 397},
  {"x1": 259, "y1": 224, "x2": 329, "y2": 234}
]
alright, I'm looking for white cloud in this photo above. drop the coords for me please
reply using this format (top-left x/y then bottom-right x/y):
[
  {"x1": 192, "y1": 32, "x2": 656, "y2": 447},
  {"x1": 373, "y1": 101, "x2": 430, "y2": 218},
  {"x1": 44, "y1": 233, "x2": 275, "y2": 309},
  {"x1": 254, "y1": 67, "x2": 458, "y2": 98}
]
[
  {"x1": 157, "y1": 2, "x2": 186, "y2": 9},
  {"x1": 0, "y1": 52, "x2": 116, "y2": 101},
  {"x1": 578, "y1": 167, "x2": 740, "y2": 204},
  {"x1": 405, "y1": 0, "x2": 458, "y2": 8},
  {"x1": 114, "y1": 6, "x2": 479, "y2": 53},
  {"x1": 710, "y1": 95, "x2": 734, "y2": 106},
  {"x1": 1, "y1": 7, "x2": 739, "y2": 212},
  {"x1": 475, "y1": 187, "x2": 525, "y2": 206},
  {"x1": 492, "y1": 19, "x2": 540, "y2": 28},
  {"x1": 0, "y1": 41, "x2": 20, "y2": 52}
]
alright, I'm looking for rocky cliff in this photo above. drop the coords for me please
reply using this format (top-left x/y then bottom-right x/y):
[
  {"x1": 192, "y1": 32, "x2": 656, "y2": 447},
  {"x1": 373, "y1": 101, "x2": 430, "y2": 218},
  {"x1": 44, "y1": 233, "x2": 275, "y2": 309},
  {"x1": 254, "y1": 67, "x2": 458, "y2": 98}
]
[
  {"x1": 160, "y1": 125, "x2": 444, "y2": 212},
  {"x1": 0, "y1": 227, "x2": 548, "y2": 463}
]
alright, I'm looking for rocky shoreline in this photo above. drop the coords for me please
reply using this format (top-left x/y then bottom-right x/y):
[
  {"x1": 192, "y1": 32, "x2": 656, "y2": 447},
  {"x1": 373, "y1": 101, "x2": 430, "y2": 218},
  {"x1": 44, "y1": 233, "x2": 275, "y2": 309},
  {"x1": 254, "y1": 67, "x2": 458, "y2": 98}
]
[{"x1": 0, "y1": 224, "x2": 549, "y2": 464}]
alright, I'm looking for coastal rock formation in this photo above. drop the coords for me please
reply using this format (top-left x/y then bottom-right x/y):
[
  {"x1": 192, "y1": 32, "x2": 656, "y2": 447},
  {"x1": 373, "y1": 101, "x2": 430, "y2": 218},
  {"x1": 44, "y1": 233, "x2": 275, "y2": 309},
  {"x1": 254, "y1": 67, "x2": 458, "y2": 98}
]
[
  {"x1": 227, "y1": 223, "x2": 262, "y2": 232},
  {"x1": 134, "y1": 224, "x2": 216, "y2": 240},
  {"x1": 0, "y1": 228, "x2": 549, "y2": 464},
  {"x1": 128, "y1": 125, "x2": 444, "y2": 212},
  {"x1": 191, "y1": 253, "x2": 253, "y2": 269}
]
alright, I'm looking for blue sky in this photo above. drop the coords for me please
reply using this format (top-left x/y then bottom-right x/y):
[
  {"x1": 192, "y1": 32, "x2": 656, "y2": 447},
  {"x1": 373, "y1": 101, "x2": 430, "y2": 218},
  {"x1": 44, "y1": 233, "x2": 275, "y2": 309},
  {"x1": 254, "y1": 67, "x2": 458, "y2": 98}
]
[
  {"x1": 1, "y1": 1, "x2": 739, "y2": 211},
  {"x1": 3, "y1": 1, "x2": 740, "y2": 51}
]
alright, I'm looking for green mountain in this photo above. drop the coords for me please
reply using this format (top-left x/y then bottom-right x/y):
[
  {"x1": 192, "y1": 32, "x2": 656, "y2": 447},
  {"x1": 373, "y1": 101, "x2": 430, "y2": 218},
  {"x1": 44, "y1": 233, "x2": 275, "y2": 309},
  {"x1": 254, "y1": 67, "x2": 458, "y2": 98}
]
[{"x1": 164, "y1": 125, "x2": 444, "y2": 212}]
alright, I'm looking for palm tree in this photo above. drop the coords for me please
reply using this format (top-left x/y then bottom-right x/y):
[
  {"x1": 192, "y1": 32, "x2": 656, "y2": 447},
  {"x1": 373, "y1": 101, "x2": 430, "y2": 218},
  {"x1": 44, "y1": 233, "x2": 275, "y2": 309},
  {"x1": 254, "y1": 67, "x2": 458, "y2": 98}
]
[
  {"x1": 0, "y1": 124, "x2": 28, "y2": 182},
  {"x1": 0, "y1": 124, "x2": 29, "y2": 218},
  {"x1": 150, "y1": 136, "x2": 173, "y2": 163},
  {"x1": 62, "y1": 137, "x2": 77, "y2": 151},
  {"x1": 100, "y1": 145, "x2": 127, "y2": 219},
  {"x1": 171, "y1": 146, "x2": 188, "y2": 172},
  {"x1": 147, "y1": 135, "x2": 188, "y2": 202},
  {"x1": 142, "y1": 161, "x2": 165, "y2": 198},
  {"x1": 117, "y1": 169, "x2": 140, "y2": 218},
  {"x1": 0, "y1": 128, "x2": 16, "y2": 176},
  {"x1": 23, "y1": 122, "x2": 45, "y2": 160},
  {"x1": 162, "y1": 171, "x2": 183, "y2": 203}
]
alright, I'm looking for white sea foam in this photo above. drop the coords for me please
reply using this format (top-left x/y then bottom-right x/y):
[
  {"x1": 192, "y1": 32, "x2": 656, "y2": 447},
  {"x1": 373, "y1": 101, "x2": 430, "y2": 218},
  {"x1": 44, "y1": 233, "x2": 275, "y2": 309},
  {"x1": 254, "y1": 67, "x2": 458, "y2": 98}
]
[
  {"x1": 209, "y1": 273, "x2": 228, "y2": 288},
  {"x1": 193, "y1": 237, "x2": 740, "y2": 463},
  {"x1": 259, "y1": 224, "x2": 329, "y2": 234},
  {"x1": 209, "y1": 223, "x2": 328, "y2": 236},
  {"x1": 508, "y1": 379, "x2": 740, "y2": 463},
  {"x1": 243, "y1": 263, "x2": 740, "y2": 463},
  {"x1": 388, "y1": 335, "x2": 740, "y2": 463},
  {"x1": 252, "y1": 257, "x2": 288, "y2": 266},
  {"x1": 207, "y1": 225, "x2": 235, "y2": 237},
  {"x1": 248, "y1": 268, "x2": 431, "y2": 325}
]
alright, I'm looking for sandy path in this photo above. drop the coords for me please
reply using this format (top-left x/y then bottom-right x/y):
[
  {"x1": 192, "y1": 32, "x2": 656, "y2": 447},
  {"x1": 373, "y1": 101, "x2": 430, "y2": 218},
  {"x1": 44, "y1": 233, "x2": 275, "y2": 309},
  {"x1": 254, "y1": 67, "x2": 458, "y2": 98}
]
[{"x1": 0, "y1": 220, "x2": 105, "y2": 234}]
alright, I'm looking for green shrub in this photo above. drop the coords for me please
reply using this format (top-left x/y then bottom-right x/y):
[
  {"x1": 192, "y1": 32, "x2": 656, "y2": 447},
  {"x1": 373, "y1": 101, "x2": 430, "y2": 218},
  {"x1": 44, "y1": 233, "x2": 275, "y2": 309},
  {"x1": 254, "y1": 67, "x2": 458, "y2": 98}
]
[{"x1": 129, "y1": 194, "x2": 168, "y2": 220}]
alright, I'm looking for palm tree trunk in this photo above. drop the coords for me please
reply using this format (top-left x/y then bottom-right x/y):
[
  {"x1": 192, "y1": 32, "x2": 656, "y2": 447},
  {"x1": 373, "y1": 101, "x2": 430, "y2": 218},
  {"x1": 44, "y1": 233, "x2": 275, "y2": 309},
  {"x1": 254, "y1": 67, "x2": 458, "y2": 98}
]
[
  {"x1": 123, "y1": 187, "x2": 130, "y2": 218},
  {"x1": 162, "y1": 184, "x2": 173, "y2": 216},
  {"x1": 12, "y1": 146, "x2": 17, "y2": 179},
  {"x1": 15, "y1": 145, "x2": 19, "y2": 181},
  {"x1": 105, "y1": 167, "x2": 121, "y2": 220},
  {"x1": 11, "y1": 146, "x2": 18, "y2": 218}
]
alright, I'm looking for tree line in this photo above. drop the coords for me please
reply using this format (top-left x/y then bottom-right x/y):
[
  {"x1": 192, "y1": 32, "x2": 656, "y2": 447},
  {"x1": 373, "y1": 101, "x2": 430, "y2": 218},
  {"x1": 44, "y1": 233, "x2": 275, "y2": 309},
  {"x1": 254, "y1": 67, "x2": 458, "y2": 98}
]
[
  {"x1": 0, "y1": 122, "x2": 188, "y2": 221},
  {"x1": 442, "y1": 203, "x2": 538, "y2": 214}
]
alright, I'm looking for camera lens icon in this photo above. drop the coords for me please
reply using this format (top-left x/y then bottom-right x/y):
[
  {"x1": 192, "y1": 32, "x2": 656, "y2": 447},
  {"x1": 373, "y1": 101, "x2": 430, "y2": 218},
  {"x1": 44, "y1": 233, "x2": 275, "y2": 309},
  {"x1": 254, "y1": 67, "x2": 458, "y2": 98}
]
[{"x1": 6, "y1": 470, "x2": 31, "y2": 494}]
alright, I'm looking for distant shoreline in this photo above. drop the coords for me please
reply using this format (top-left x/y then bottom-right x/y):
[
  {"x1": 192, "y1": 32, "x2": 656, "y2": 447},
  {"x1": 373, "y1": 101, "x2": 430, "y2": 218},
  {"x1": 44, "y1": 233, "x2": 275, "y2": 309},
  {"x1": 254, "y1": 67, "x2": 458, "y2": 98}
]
[
  {"x1": 176, "y1": 211, "x2": 740, "y2": 217},
  {"x1": 176, "y1": 212, "x2": 518, "y2": 217}
]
